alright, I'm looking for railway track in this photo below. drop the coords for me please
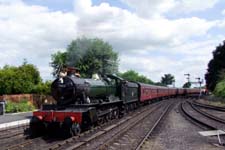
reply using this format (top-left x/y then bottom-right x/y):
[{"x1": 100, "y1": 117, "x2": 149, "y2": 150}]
[
  {"x1": 135, "y1": 100, "x2": 173, "y2": 150},
  {"x1": 0, "y1": 124, "x2": 29, "y2": 145},
  {"x1": 190, "y1": 101, "x2": 225, "y2": 124},
  {"x1": 0, "y1": 124, "x2": 28, "y2": 136},
  {"x1": 44, "y1": 100, "x2": 165, "y2": 150},
  {"x1": 192, "y1": 101, "x2": 225, "y2": 112},
  {"x1": 179, "y1": 100, "x2": 225, "y2": 146},
  {"x1": 2, "y1": 121, "x2": 113, "y2": 150},
  {"x1": 2, "y1": 100, "x2": 166, "y2": 150},
  {"x1": 180, "y1": 101, "x2": 225, "y2": 130},
  {"x1": 52, "y1": 100, "x2": 173, "y2": 150},
  {"x1": 98, "y1": 101, "x2": 173, "y2": 150}
]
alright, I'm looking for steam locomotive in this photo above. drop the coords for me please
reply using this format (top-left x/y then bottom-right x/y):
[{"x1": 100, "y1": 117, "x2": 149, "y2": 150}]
[{"x1": 30, "y1": 69, "x2": 200, "y2": 137}]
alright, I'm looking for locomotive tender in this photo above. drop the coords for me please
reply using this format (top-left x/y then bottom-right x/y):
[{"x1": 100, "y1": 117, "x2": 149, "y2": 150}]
[{"x1": 30, "y1": 72, "x2": 200, "y2": 137}]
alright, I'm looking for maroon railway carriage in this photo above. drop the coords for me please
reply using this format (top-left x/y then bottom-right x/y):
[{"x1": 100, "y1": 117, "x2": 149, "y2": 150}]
[
  {"x1": 137, "y1": 83, "x2": 177, "y2": 103},
  {"x1": 168, "y1": 88, "x2": 177, "y2": 97},
  {"x1": 178, "y1": 88, "x2": 185, "y2": 95},
  {"x1": 138, "y1": 83, "x2": 158, "y2": 102},
  {"x1": 186, "y1": 88, "x2": 201, "y2": 95}
]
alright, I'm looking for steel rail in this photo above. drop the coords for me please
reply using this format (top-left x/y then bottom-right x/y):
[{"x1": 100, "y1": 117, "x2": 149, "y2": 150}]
[
  {"x1": 53, "y1": 102, "x2": 164, "y2": 150},
  {"x1": 135, "y1": 102, "x2": 173, "y2": 150},
  {"x1": 189, "y1": 101, "x2": 225, "y2": 124},
  {"x1": 180, "y1": 101, "x2": 216, "y2": 130},
  {"x1": 192, "y1": 101, "x2": 225, "y2": 112},
  {"x1": 5, "y1": 138, "x2": 35, "y2": 150},
  {"x1": 0, "y1": 130, "x2": 24, "y2": 140},
  {"x1": 97, "y1": 102, "x2": 166, "y2": 150}
]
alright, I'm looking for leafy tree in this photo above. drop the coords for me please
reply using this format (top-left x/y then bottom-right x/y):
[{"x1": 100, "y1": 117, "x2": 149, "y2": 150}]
[
  {"x1": 213, "y1": 71, "x2": 225, "y2": 98},
  {"x1": 51, "y1": 38, "x2": 119, "y2": 77},
  {"x1": 119, "y1": 70, "x2": 154, "y2": 84},
  {"x1": 160, "y1": 74, "x2": 175, "y2": 86},
  {"x1": 50, "y1": 51, "x2": 67, "y2": 77},
  {"x1": 155, "y1": 82, "x2": 166, "y2": 86},
  {"x1": 205, "y1": 41, "x2": 225, "y2": 91},
  {"x1": 183, "y1": 82, "x2": 191, "y2": 88},
  {"x1": 213, "y1": 78, "x2": 225, "y2": 98},
  {"x1": 0, "y1": 62, "x2": 41, "y2": 95},
  {"x1": 31, "y1": 81, "x2": 51, "y2": 95}
]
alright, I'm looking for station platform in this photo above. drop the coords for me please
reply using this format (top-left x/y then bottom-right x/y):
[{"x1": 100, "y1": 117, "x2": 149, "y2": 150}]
[{"x1": 0, "y1": 112, "x2": 32, "y2": 129}]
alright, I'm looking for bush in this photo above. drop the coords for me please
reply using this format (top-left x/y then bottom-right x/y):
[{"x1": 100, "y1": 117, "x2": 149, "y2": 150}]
[
  {"x1": 31, "y1": 81, "x2": 51, "y2": 95},
  {"x1": 5, "y1": 99, "x2": 35, "y2": 113},
  {"x1": 213, "y1": 79, "x2": 225, "y2": 98}
]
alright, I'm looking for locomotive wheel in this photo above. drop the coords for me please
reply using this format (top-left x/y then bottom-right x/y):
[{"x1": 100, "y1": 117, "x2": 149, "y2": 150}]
[
  {"x1": 47, "y1": 122, "x2": 60, "y2": 136},
  {"x1": 109, "y1": 111, "x2": 114, "y2": 120},
  {"x1": 62, "y1": 117, "x2": 74, "y2": 138},
  {"x1": 30, "y1": 116, "x2": 46, "y2": 138},
  {"x1": 112, "y1": 109, "x2": 119, "y2": 119},
  {"x1": 134, "y1": 103, "x2": 137, "y2": 109},
  {"x1": 71, "y1": 123, "x2": 81, "y2": 136},
  {"x1": 98, "y1": 117, "x2": 104, "y2": 125},
  {"x1": 130, "y1": 104, "x2": 134, "y2": 110},
  {"x1": 125, "y1": 105, "x2": 129, "y2": 113},
  {"x1": 105, "y1": 114, "x2": 109, "y2": 122}
]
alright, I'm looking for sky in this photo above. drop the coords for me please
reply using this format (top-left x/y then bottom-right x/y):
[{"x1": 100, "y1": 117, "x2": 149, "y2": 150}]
[{"x1": 1, "y1": 0, "x2": 225, "y2": 87}]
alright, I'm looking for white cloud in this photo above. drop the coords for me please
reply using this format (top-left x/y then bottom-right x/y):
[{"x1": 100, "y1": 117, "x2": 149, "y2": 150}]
[
  {"x1": 74, "y1": 0, "x2": 216, "y2": 53},
  {"x1": 120, "y1": 0, "x2": 176, "y2": 18},
  {"x1": 0, "y1": 0, "x2": 78, "y2": 79},
  {"x1": 119, "y1": 37, "x2": 223, "y2": 86},
  {"x1": 222, "y1": 9, "x2": 225, "y2": 15},
  {"x1": 175, "y1": 0, "x2": 219, "y2": 13},
  {"x1": 0, "y1": 0, "x2": 222, "y2": 87},
  {"x1": 120, "y1": 0, "x2": 219, "y2": 18}
]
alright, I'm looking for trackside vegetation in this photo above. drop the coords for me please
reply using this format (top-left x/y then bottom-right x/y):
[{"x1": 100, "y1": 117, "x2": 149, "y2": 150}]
[
  {"x1": 5, "y1": 99, "x2": 35, "y2": 113},
  {"x1": 0, "y1": 61, "x2": 51, "y2": 95},
  {"x1": 205, "y1": 40, "x2": 225, "y2": 99},
  {"x1": 205, "y1": 41, "x2": 225, "y2": 91},
  {"x1": 118, "y1": 70, "x2": 154, "y2": 84},
  {"x1": 213, "y1": 77, "x2": 225, "y2": 98}
]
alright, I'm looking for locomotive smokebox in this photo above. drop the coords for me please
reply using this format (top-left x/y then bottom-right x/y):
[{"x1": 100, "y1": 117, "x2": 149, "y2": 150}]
[{"x1": 51, "y1": 76, "x2": 89, "y2": 106}]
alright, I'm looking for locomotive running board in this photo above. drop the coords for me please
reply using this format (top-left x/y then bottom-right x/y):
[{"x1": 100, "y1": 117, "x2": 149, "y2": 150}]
[{"x1": 199, "y1": 130, "x2": 225, "y2": 145}]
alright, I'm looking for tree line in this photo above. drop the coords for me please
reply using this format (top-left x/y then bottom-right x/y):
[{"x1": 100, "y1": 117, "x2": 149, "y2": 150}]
[
  {"x1": 2, "y1": 37, "x2": 225, "y2": 98},
  {"x1": 205, "y1": 41, "x2": 225, "y2": 98},
  {"x1": 51, "y1": 38, "x2": 175, "y2": 86},
  {"x1": 0, "y1": 60, "x2": 51, "y2": 95},
  {"x1": 0, "y1": 38, "x2": 176, "y2": 95}
]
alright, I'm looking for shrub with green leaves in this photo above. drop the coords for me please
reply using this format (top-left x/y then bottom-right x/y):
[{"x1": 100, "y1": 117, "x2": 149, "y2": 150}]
[
  {"x1": 5, "y1": 99, "x2": 35, "y2": 113},
  {"x1": 213, "y1": 79, "x2": 225, "y2": 98}
]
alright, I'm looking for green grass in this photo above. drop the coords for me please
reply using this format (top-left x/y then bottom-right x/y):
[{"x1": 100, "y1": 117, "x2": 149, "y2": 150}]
[{"x1": 5, "y1": 99, "x2": 35, "y2": 113}]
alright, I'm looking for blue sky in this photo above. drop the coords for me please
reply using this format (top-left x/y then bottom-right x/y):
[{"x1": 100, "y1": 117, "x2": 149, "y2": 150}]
[
  {"x1": 0, "y1": 0, "x2": 225, "y2": 86},
  {"x1": 23, "y1": 0, "x2": 130, "y2": 12}
]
